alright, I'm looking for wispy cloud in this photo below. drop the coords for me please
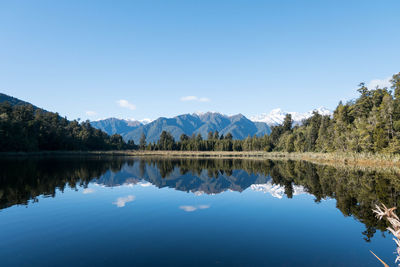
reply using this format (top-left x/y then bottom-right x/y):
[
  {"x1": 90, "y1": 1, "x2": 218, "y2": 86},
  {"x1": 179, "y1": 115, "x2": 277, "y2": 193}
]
[
  {"x1": 113, "y1": 195, "x2": 135, "y2": 208},
  {"x1": 179, "y1": 204, "x2": 210, "y2": 212},
  {"x1": 368, "y1": 77, "x2": 392, "y2": 89},
  {"x1": 180, "y1": 96, "x2": 210, "y2": 102},
  {"x1": 117, "y1": 99, "x2": 136, "y2": 110},
  {"x1": 85, "y1": 111, "x2": 97, "y2": 116},
  {"x1": 83, "y1": 188, "x2": 95, "y2": 194}
]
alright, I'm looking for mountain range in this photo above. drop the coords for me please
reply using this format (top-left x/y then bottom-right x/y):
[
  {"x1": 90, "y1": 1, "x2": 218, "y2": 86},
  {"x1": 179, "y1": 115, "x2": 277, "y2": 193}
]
[
  {"x1": 91, "y1": 112, "x2": 272, "y2": 143},
  {"x1": 94, "y1": 160, "x2": 272, "y2": 195},
  {"x1": 91, "y1": 108, "x2": 332, "y2": 143},
  {"x1": 91, "y1": 159, "x2": 308, "y2": 199}
]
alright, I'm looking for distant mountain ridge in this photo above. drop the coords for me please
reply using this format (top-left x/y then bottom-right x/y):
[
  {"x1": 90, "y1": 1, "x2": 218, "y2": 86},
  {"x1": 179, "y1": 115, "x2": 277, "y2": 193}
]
[
  {"x1": 90, "y1": 107, "x2": 333, "y2": 143},
  {"x1": 94, "y1": 161, "x2": 272, "y2": 195},
  {"x1": 92, "y1": 112, "x2": 272, "y2": 143},
  {"x1": 90, "y1": 118, "x2": 142, "y2": 136}
]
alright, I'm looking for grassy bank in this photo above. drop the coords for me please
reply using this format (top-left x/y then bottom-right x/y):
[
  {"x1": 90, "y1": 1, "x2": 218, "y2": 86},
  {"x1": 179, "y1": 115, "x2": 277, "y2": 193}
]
[
  {"x1": 129, "y1": 151, "x2": 400, "y2": 168},
  {"x1": 2, "y1": 150, "x2": 400, "y2": 168}
]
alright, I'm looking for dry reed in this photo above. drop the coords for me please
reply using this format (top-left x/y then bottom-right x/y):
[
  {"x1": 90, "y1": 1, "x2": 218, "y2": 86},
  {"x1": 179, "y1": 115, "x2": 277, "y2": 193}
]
[{"x1": 372, "y1": 204, "x2": 400, "y2": 266}]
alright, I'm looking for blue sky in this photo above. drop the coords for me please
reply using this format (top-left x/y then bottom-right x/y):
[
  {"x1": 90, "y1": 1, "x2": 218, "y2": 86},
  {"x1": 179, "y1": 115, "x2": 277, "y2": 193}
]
[{"x1": 1, "y1": 0, "x2": 399, "y2": 121}]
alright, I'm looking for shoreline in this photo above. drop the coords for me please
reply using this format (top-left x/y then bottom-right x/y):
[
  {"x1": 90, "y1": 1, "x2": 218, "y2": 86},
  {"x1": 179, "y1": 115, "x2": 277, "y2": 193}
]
[{"x1": 1, "y1": 150, "x2": 400, "y2": 168}]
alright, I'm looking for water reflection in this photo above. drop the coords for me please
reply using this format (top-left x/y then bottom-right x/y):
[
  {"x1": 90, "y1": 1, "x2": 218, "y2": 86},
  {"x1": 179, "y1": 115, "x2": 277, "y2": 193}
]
[
  {"x1": 112, "y1": 195, "x2": 135, "y2": 207},
  {"x1": 1, "y1": 156, "x2": 400, "y2": 241},
  {"x1": 179, "y1": 205, "x2": 210, "y2": 212}
]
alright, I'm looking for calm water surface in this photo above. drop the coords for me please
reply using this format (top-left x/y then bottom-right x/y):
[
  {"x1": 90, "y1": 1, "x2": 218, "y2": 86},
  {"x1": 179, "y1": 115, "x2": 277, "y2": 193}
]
[{"x1": 0, "y1": 157, "x2": 399, "y2": 266}]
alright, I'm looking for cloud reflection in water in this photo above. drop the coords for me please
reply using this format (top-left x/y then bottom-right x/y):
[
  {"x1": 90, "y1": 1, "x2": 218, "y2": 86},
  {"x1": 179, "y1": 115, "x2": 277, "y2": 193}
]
[
  {"x1": 113, "y1": 195, "x2": 135, "y2": 208},
  {"x1": 179, "y1": 205, "x2": 210, "y2": 212}
]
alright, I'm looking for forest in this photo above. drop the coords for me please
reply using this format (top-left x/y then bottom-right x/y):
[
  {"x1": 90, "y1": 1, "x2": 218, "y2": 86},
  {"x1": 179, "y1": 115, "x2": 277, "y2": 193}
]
[
  {"x1": 140, "y1": 72, "x2": 400, "y2": 154},
  {"x1": 0, "y1": 102, "x2": 136, "y2": 151}
]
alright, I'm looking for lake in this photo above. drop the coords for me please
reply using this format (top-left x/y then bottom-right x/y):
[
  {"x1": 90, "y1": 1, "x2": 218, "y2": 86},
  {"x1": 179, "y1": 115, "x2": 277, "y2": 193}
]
[{"x1": 0, "y1": 156, "x2": 398, "y2": 266}]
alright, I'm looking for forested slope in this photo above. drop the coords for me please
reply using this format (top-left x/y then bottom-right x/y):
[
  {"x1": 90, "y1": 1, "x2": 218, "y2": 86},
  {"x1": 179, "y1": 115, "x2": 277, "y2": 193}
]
[{"x1": 0, "y1": 98, "x2": 135, "y2": 151}]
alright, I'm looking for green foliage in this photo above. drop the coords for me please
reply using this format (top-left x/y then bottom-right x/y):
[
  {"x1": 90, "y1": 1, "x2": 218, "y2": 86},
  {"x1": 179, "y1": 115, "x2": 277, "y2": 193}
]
[
  {"x1": 269, "y1": 72, "x2": 400, "y2": 154},
  {"x1": 157, "y1": 131, "x2": 176, "y2": 150},
  {"x1": 139, "y1": 132, "x2": 147, "y2": 150},
  {"x1": 0, "y1": 102, "x2": 136, "y2": 151},
  {"x1": 143, "y1": 131, "x2": 239, "y2": 151}
]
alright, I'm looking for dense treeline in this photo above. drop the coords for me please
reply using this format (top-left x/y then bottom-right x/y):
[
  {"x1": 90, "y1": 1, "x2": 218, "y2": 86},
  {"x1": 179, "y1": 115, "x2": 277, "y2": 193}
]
[
  {"x1": 272, "y1": 72, "x2": 400, "y2": 153},
  {"x1": 0, "y1": 102, "x2": 136, "y2": 151},
  {"x1": 139, "y1": 72, "x2": 400, "y2": 154},
  {"x1": 139, "y1": 129, "x2": 270, "y2": 151},
  {"x1": 139, "y1": 130, "x2": 248, "y2": 151}
]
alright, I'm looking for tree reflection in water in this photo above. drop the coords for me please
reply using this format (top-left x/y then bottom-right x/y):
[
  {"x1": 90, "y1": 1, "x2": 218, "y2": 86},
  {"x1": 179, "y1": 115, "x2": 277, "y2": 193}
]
[{"x1": 1, "y1": 156, "x2": 400, "y2": 241}]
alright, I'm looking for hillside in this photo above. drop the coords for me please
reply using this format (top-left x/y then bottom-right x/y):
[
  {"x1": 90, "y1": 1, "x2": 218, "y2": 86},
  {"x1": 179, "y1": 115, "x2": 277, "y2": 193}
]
[
  {"x1": 0, "y1": 93, "x2": 41, "y2": 110},
  {"x1": 0, "y1": 93, "x2": 134, "y2": 152}
]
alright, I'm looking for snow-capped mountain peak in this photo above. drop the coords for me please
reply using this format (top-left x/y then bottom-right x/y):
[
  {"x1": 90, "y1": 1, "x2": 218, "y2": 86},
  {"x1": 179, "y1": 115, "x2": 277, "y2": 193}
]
[
  {"x1": 192, "y1": 111, "x2": 221, "y2": 117},
  {"x1": 314, "y1": 107, "x2": 332, "y2": 116},
  {"x1": 138, "y1": 118, "x2": 153, "y2": 125},
  {"x1": 250, "y1": 107, "x2": 332, "y2": 126}
]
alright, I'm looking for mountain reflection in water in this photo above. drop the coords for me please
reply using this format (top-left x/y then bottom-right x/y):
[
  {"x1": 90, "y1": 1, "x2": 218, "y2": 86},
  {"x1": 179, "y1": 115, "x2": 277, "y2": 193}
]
[{"x1": 1, "y1": 156, "x2": 399, "y2": 243}]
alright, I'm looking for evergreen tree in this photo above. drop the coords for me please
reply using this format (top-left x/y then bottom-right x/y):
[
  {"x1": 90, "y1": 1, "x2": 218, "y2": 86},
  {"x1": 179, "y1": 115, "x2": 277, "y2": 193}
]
[
  {"x1": 213, "y1": 131, "x2": 219, "y2": 140},
  {"x1": 0, "y1": 102, "x2": 136, "y2": 152},
  {"x1": 225, "y1": 132, "x2": 233, "y2": 140},
  {"x1": 139, "y1": 133, "x2": 147, "y2": 150}
]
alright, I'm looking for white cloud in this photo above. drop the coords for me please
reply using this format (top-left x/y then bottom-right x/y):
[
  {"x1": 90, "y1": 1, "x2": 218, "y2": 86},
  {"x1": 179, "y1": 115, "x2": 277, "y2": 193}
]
[
  {"x1": 368, "y1": 77, "x2": 392, "y2": 89},
  {"x1": 85, "y1": 111, "x2": 97, "y2": 116},
  {"x1": 117, "y1": 99, "x2": 136, "y2": 110},
  {"x1": 180, "y1": 96, "x2": 210, "y2": 102},
  {"x1": 113, "y1": 195, "x2": 135, "y2": 208},
  {"x1": 179, "y1": 204, "x2": 210, "y2": 212},
  {"x1": 83, "y1": 188, "x2": 95, "y2": 194}
]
